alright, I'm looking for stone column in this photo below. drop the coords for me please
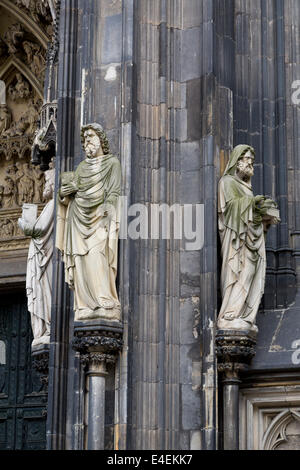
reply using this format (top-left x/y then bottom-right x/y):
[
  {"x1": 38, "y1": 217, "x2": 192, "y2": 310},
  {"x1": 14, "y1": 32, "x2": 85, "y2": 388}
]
[
  {"x1": 85, "y1": 353, "x2": 108, "y2": 449},
  {"x1": 216, "y1": 330, "x2": 256, "y2": 450},
  {"x1": 72, "y1": 321, "x2": 123, "y2": 450}
]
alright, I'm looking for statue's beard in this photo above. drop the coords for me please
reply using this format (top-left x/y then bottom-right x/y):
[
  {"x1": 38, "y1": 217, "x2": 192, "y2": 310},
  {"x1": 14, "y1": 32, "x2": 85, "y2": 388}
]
[
  {"x1": 85, "y1": 144, "x2": 98, "y2": 157},
  {"x1": 236, "y1": 163, "x2": 254, "y2": 182}
]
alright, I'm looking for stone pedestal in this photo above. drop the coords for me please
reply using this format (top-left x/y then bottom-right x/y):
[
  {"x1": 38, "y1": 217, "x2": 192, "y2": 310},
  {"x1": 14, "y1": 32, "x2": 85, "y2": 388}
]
[
  {"x1": 72, "y1": 320, "x2": 123, "y2": 450},
  {"x1": 216, "y1": 330, "x2": 257, "y2": 450}
]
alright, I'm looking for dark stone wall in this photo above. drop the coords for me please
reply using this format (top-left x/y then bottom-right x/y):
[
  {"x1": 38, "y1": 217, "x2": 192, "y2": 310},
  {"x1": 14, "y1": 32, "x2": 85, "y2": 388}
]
[{"x1": 46, "y1": 0, "x2": 300, "y2": 450}]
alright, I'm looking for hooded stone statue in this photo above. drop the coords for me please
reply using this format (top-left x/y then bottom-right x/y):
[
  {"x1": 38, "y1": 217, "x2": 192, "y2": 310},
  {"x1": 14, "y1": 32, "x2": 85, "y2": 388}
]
[
  {"x1": 217, "y1": 144, "x2": 280, "y2": 332},
  {"x1": 56, "y1": 123, "x2": 121, "y2": 322}
]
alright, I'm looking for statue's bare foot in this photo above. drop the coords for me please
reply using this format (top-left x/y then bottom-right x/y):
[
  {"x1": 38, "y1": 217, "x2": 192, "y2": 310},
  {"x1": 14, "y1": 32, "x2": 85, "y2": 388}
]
[
  {"x1": 32, "y1": 334, "x2": 50, "y2": 347},
  {"x1": 75, "y1": 308, "x2": 95, "y2": 320},
  {"x1": 223, "y1": 312, "x2": 238, "y2": 321},
  {"x1": 217, "y1": 317, "x2": 255, "y2": 332}
]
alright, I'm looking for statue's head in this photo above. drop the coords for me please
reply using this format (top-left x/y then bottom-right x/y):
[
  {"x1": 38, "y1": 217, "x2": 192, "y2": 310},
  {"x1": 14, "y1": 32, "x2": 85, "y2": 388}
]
[
  {"x1": 81, "y1": 123, "x2": 110, "y2": 158},
  {"x1": 224, "y1": 144, "x2": 255, "y2": 182},
  {"x1": 236, "y1": 148, "x2": 255, "y2": 182},
  {"x1": 43, "y1": 168, "x2": 54, "y2": 201}
]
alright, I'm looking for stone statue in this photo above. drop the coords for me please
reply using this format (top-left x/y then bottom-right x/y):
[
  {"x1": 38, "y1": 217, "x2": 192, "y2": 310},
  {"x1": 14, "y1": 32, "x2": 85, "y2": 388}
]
[
  {"x1": 8, "y1": 73, "x2": 31, "y2": 101},
  {"x1": 32, "y1": 165, "x2": 45, "y2": 202},
  {"x1": 4, "y1": 23, "x2": 24, "y2": 54},
  {"x1": 0, "y1": 105, "x2": 11, "y2": 136},
  {"x1": 56, "y1": 123, "x2": 121, "y2": 322},
  {"x1": 2, "y1": 175, "x2": 15, "y2": 208},
  {"x1": 18, "y1": 167, "x2": 55, "y2": 347},
  {"x1": 3, "y1": 100, "x2": 39, "y2": 138},
  {"x1": 217, "y1": 145, "x2": 280, "y2": 333},
  {"x1": 23, "y1": 41, "x2": 46, "y2": 76},
  {"x1": 0, "y1": 218, "x2": 14, "y2": 238}
]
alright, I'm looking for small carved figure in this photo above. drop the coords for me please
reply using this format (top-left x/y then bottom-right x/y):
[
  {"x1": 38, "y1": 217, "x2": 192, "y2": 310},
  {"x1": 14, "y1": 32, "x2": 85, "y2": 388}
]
[
  {"x1": 36, "y1": 0, "x2": 51, "y2": 20},
  {"x1": 8, "y1": 73, "x2": 31, "y2": 101},
  {"x1": 32, "y1": 165, "x2": 45, "y2": 203},
  {"x1": 16, "y1": 0, "x2": 31, "y2": 9},
  {"x1": 56, "y1": 123, "x2": 121, "y2": 322},
  {"x1": 23, "y1": 41, "x2": 46, "y2": 76},
  {"x1": 4, "y1": 23, "x2": 24, "y2": 54},
  {"x1": 18, "y1": 167, "x2": 55, "y2": 347},
  {"x1": 2, "y1": 175, "x2": 16, "y2": 208},
  {"x1": 16, "y1": 162, "x2": 34, "y2": 205},
  {"x1": 3, "y1": 115, "x2": 29, "y2": 137},
  {"x1": 0, "y1": 218, "x2": 14, "y2": 238},
  {"x1": 0, "y1": 105, "x2": 11, "y2": 136},
  {"x1": 217, "y1": 145, "x2": 280, "y2": 333},
  {"x1": 3, "y1": 100, "x2": 39, "y2": 138}
]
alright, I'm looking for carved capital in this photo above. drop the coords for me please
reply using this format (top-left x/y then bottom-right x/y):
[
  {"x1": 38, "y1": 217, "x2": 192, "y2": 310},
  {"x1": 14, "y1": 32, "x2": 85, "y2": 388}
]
[
  {"x1": 72, "y1": 321, "x2": 123, "y2": 369},
  {"x1": 216, "y1": 329, "x2": 257, "y2": 381}
]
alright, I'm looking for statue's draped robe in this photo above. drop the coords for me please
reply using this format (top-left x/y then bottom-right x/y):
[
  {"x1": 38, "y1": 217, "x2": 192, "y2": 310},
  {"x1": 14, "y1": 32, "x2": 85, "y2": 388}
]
[
  {"x1": 56, "y1": 154, "x2": 121, "y2": 321},
  {"x1": 218, "y1": 146, "x2": 266, "y2": 328},
  {"x1": 27, "y1": 199, "x2": 54, "y2": 345}
]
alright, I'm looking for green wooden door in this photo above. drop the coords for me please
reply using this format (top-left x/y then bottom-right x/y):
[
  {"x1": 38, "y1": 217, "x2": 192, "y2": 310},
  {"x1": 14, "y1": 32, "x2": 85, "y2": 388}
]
[{"x1": 0, "y1": 294, "x2": 47, "y2": 450}]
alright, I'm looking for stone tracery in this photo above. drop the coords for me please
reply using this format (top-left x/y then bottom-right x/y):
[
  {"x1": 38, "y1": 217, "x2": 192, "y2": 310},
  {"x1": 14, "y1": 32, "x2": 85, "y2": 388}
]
[{"x1": 0, "y1": 0, "x2": 55, "y2": 252}]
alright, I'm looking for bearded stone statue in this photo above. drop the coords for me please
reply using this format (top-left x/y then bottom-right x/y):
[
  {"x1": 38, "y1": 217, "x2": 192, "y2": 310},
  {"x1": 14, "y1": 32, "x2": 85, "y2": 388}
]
[
  {"x1": 56, "y1": 123, "x2": 121, "y2": 322},
  {"x1": 217, "y1": 145, "x2": 280, "y2": 333}
]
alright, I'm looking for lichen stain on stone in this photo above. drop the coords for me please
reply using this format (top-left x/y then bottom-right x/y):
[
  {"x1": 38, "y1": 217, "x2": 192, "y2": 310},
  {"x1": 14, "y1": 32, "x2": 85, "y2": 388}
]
[
  {"x1": 192, "y1": 296, "x2": 200, "y2": 339},
  {"x1": 203, "y1": 366, "x2": 216, "y2": 429},
  {"x1": 269, "y1": 344, "x2": 284, "y2": 352},
  {"x1": 104, "y1": 66, "x2": 117, "y2": 82}
]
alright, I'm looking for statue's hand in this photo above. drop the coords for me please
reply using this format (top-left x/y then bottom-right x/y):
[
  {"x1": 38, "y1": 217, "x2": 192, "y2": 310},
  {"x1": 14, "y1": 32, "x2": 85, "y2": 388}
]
[
  {"x1": 254, "y1": 195, "x2": 265, "y2": 205},
  {"x1": 60, "y1": 180, "x2": 78, "y2": 197}
]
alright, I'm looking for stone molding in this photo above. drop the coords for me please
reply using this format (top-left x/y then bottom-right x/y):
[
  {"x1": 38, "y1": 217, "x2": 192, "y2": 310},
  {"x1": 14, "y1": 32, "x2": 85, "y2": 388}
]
[{"x1": 239, "y1": 385, "x2": 300, "y2": 450}]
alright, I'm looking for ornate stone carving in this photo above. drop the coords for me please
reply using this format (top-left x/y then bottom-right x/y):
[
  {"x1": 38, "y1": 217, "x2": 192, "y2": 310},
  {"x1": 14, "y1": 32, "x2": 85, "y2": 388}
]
[
  {"x1": 31, "y1": 345, "x2": 49, "y2": 389},
  {"x1": 56, "y1": 123, "x2": 121, "y2": 322},
  {"x1": 72, "y1": 323, "x2": 123, "y2": 366},
  {"x1": 18, "y1": 166, "x2": 54, "y2": 346},
  {"x1": 0, "y1": 158, "x2": 46, "y2": 251},
  {"x1": 216, "y1": 330, "x2": 256, "y2": 372},
  {"x1": 217, "y1": 145, "x2": 280, "y2": 333},
  {"x1": 1, "y1": 161, "x2": 44, "y2": 208},
  {"x1": 262, "y1": 409, "x2": 300, "y2": 450},
  {"x1": 15, "y1": 0, "x2": 53, "y2": 30},
  {"x1": 31, "y1": 101, "x2": 57, "y2": 169},
  {"x1": 3, "y1": 99, "x2": 41, "y2": 138},
  {"x1": 0, "y1": 105, "x2": 11, "y2": 136},
  {"x1": 3, "y1": 23, "x2": 24, "y2": 54},
  {"x1": 216, "y1": 330, "x2": 257, "y2": 380},
  {"x1": 8, "y1": 73, "x2": 31, "y2": 101},
  {"x1": 0, "y1": 217, "x2": 14, "y2": 238},
  {"x1": 23, "y1": 40, "x2": 46, "y2": 76}
]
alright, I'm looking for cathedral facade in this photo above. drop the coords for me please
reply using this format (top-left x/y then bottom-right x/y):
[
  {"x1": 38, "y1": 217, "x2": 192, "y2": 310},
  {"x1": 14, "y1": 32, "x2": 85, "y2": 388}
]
[{"x1": 0, "y1": 0, "x2": 299, "y2": 451}]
